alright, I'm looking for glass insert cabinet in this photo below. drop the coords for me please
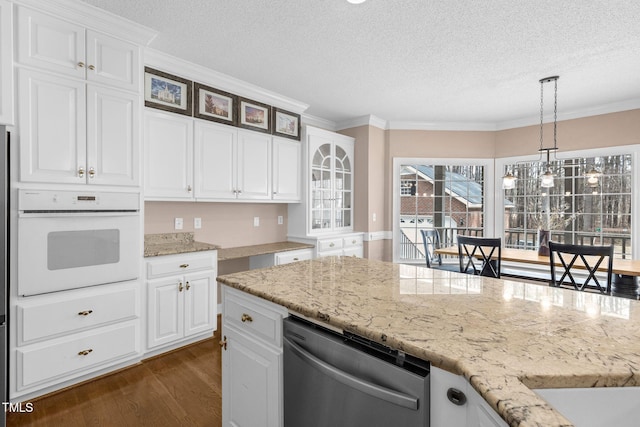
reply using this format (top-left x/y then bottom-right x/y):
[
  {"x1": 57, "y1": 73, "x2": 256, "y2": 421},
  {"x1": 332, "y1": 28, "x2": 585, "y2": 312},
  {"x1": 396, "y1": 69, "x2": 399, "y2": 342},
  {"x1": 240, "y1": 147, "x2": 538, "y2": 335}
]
[
  {"x1": 308, "y1": 128, "x2": 354, "y2": 233},
  {"x1": 311, "y1": 141, "x2": 353, "y2": 231}
]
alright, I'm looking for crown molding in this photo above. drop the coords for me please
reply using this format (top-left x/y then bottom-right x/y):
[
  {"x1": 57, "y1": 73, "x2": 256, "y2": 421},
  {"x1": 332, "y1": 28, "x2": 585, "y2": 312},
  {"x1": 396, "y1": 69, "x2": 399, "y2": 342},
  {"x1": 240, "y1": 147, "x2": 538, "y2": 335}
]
[
  {"x1": 336, "y1": 115, "x2": 388, "y2": 131},
  {"x1": 12, "y1": 0, "x2": 158, "y2": 45},
  {"x1": 144, "y1": 49, "x2": 309, "y2": 114},
  {"x1": 495, "y1": 98, "x2": 640, "y2": 130},
  {"x1": 301, "y1": 113, "x2": 337, "y2": 131}
]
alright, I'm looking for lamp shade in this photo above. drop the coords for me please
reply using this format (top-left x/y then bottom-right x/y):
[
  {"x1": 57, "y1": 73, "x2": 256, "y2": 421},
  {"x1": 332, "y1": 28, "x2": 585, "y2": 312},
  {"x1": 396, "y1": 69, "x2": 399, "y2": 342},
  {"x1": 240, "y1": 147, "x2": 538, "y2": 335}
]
[
  {"x1": 502, "y1": 172, "x2": 516, "y2": 190},
  {"x1": 540, "y1": 169, "x2": 554, "y2": 188}
]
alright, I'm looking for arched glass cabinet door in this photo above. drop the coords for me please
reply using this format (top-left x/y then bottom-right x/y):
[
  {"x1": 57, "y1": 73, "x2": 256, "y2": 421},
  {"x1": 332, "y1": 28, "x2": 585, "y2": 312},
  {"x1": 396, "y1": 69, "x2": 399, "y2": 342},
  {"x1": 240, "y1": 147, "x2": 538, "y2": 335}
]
[
  {"x1": 310, "y1": 142, "x2": 353, "y2": 232},
  {"x1": 334, "y1": 145, "x2": 352, "y2": 229},
  {"x1": 311, "y1": 143, "x2": 332, "y2": 230}
]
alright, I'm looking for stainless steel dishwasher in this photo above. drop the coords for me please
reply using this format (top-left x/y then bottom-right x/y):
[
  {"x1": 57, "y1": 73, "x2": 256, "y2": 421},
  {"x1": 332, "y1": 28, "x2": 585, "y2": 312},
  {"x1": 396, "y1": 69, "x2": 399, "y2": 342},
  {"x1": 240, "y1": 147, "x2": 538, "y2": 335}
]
[{"x1": 284, "y1": 316, "x2": 430, "y2": 427}]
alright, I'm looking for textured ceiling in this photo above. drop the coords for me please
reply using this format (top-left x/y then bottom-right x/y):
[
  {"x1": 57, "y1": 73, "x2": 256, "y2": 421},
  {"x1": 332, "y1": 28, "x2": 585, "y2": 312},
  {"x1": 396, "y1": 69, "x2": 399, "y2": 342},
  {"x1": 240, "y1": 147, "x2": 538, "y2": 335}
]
[{"x1": 80, "y1": 0, "x2": 640, "y2": 129}]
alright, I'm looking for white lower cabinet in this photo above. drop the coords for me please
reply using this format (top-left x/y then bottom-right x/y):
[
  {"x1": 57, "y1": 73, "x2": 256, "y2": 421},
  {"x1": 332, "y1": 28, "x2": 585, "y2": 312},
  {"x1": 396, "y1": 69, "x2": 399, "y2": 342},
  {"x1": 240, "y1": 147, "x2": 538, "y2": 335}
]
[
  {"x1": 248, "y1": 248, "x2": 314, "y2": 269},
  {"x1": 145, "y1": 251, "x2": 217, "y2": 352},
  {"x1": 221, "y1": 286, "x2": 288, "y2": 427},
  {"x1": 11, "y1": 280, "x2": 141, "y2": 399},
  {"x1": 431, "y1": 366, "x2": 508, "y2": 427},
  {"x1": 290, "y1": 232, "x2": 364, "y2": 259}
]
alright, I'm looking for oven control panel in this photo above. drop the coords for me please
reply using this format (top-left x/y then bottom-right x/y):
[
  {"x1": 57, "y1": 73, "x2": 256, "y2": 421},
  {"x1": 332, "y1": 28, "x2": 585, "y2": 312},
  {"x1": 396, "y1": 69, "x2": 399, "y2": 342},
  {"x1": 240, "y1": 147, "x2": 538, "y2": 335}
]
[{"x1": 18, "y1": 189, "x2": 140, "y2": 212}]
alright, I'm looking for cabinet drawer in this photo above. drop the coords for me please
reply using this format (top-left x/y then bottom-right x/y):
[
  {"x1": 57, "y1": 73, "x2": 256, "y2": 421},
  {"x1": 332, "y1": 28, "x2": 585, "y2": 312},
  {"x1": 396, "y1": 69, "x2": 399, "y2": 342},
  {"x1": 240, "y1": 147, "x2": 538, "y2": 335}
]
[
  {"x1": 317, "y1": 238, "x2": 343, "y2": 252},
  {"x1": 275, "y1": 249, "x2": 313, "y2": 265},
  {"x1": 343, "y1": 235, "x2": 363, "y2": 248},
  {"x1": 18, "y1": 282, "x2": 139, "y2": 345},
  {"x1": 17, "y1": 322, "x2": 139, "y2": 390},
  {"x1": 224, "y1": 289, "x2": 285, "y2": 347},
  {"x1": 147, "y1": 252, "x2": 216, "y2": 279}
]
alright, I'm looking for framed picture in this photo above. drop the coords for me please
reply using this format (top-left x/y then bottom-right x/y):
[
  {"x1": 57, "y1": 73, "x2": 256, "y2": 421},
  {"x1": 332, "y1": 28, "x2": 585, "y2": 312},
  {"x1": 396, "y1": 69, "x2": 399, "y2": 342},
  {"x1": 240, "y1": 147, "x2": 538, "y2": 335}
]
[
  {"x1": 237, "y1": 97, "x2": 271, "y2": 133},
  {"x1": 272, "y1": 107, "x2": 301, "y2": 140},
  {"x1": 194, "y1": 82, "x2": 236, "y2": 125},
  {"x1": 144, "y1": 67, "x2": 192, "y2": 116}
]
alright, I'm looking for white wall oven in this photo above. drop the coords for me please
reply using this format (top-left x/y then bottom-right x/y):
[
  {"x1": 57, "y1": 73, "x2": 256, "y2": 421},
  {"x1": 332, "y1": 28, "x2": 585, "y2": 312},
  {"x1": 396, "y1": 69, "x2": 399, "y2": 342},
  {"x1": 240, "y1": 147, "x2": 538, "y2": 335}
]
[{"x1": 18, "y1": 189, "x2": 140, "y2": 296}]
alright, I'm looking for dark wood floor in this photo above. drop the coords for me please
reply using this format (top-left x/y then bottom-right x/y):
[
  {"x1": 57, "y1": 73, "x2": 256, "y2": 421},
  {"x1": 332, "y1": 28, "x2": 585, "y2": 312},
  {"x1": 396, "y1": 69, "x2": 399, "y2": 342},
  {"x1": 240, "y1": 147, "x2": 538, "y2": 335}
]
[{"x1": 7, "y1": 317, "x2": 223, "y2": 427}]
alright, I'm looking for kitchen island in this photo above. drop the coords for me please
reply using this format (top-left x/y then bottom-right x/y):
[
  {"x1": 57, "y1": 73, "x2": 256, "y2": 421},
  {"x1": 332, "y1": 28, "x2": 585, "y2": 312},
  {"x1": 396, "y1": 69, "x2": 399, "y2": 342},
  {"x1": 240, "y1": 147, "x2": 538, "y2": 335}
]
[{"x1": 217, "y1": 256, "x2": 640, "y2": 426}]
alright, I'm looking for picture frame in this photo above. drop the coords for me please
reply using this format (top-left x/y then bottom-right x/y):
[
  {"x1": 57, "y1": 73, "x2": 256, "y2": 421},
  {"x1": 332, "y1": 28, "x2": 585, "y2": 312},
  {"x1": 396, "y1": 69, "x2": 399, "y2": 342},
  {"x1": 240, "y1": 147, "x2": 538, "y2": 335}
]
[
  {"x1": 237, "y1": 97, "x2": 271, "y2": 133},
  {"x1": 194, "y1": 82, "x2": 237, "y2": 125},
  {"x1": 144, "y1": 67, "x2": 192, "y2": 116},
  {"x1": 272, "y1": 107, "x2": 301, "y2": 140}
]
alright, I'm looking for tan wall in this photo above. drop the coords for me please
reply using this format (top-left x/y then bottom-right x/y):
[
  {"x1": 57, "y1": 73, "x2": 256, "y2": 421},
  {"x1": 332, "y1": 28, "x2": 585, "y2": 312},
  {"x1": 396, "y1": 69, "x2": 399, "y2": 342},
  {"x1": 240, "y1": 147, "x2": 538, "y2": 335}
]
[
  {"x1": 339, "y1": 109, "x2": 640, "y2": 262},
  {"x1": 340, "y1": 125, "x2": 388, "y2": 260},
  {"x1": 495, "y1": 110, "x2": 640, "y2": 157},
  {"x1": 144, "y1": 201, "x2": 288, "y2": 248}
]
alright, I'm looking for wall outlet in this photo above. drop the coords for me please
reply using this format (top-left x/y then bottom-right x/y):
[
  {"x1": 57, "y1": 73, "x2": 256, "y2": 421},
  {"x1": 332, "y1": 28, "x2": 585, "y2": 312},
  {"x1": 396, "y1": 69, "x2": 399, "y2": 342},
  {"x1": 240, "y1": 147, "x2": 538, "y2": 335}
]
[
  {"x1": 194, "y1": 217, "x2": 202, "y2": 229},
  {"x1": 278, "y1": 215, "x2": 283, "y2": 225},
  {"x1": 174, "y1": 218, "x2": 183, "y2": 230},
  {"x1": 372, "y1": 213, "x2": 377, "y2": 222},
  {"x1": 253, "y1": 217, "x2": 260, "y2": 227}
]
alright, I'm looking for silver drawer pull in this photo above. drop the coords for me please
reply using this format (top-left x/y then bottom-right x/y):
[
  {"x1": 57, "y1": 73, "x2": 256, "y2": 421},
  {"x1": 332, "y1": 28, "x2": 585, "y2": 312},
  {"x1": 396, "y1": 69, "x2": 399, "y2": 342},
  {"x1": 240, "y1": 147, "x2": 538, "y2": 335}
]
[
  {"x1": 293, "y1": 257, "x2": 299, "y2": 261},
  {"x1": 186, "y1": 281, "x2": 191, "y2": 291},
  {"x1": 77, "y1": 61, "x2": 85, "y2": 68},
  {"x1": 352, "y1": 240, "x2": 357, "y2": 244},
  {"x1": 241, "y1": 313, "x2": 253, "y2": 323},
  {"x1": 179, "y1": 264, "x2": 189, "y2": 269},
  {"x1": 78, "y1": 310, "x2": 93, "y2": 316},
  {"x1": 329, "y1": 243, "x2": 335, "y2": 247},
  {"x1": 78, "y1": 349, "x2": 93, "y2": 356}
]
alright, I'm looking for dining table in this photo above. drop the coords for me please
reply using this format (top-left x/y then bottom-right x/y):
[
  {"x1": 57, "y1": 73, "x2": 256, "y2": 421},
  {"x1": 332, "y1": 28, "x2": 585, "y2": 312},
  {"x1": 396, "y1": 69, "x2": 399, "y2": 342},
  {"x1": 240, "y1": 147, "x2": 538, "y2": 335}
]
[{"x1": 434, "y1": 246, "x2": 640, "y2": 298}]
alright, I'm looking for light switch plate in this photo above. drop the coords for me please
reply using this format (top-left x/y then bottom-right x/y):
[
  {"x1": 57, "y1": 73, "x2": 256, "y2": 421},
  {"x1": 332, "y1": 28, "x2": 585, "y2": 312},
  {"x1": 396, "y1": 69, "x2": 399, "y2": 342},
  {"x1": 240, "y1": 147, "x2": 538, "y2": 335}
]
[
  {"x1": 278, "y1": 215, "x2": 283, "y2": 225},
  {"x1": 194, "y1": 217, "x2": 202, "y2": 229},
  {"x1": 174, "y1": 218, "x2": 183, "y2": 230},
  {"x1": 253, "y1": 217, "x2": 260, "y2": 227}
]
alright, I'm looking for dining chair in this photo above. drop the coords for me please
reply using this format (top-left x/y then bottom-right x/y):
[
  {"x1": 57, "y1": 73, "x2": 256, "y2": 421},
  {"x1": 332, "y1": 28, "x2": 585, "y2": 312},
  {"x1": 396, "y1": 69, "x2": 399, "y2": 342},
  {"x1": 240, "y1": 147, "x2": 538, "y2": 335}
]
[
  {"x1": 456, "y1": 236, "x2": 502, "y2": 278},
  {"x1": 420, "y1": 229, "x2": 458, "y2": 272},
  {"x1": 548, "y1": 241, "x2": 613, "y2": 294}
]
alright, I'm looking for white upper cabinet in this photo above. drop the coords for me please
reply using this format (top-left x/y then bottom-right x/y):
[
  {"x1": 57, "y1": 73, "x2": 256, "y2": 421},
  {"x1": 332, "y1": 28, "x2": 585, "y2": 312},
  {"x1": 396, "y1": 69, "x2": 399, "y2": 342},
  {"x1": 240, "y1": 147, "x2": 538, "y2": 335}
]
[
  {"x1": 194, "y1": 121, "x2": 237, "y2": 200},
  {"x1": 18, "y1": 68, "x2": 139, "y2": 185},
  {"x1": 236, "y1": 129, "x2": 272, "y2": 200},
  {"x1": 16, "y1": 6, "x2": 140, "y2": 91},
  {"x1": 0, "y1": 0, "x2": 14, "y2": 125},
  {"x1": 194, "y1": 123, "x2": 271, "y2": 201},
  {"x1": 308, "y1": 126, "x2": 354, "y2": 233},
  {"x1": 272, "y1": 136, "x2": 301, "y2": 202},
  {"x1": 144, "y1": 110, "x2": 194, "y2": 199},
  {"x1": 15, "y1": 4, "x2": 143, "y2": 186}
]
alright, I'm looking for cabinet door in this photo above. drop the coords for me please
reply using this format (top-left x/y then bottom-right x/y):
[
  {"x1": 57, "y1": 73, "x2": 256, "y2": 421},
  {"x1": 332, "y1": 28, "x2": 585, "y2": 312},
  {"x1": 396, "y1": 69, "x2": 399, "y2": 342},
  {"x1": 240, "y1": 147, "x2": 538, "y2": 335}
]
[
  {"x1": 16, "y1": 6, "x2": 86, "y2": 79},
  {"x1": 332, "y1": 141, "x2": 354, "y2": 231},
  {"x1": 272, "y1": 137, "x2": 301, "y2": 201},
  {"x1": 194, "y1": 121, "x2": 237, "y2": 199},
  {"x1": 87, "y1": 85, "x2": 139, "y2": 186},
  {"x1": 0, "y1": 0, "x2": 13, "y2": 125},
  {"x1": 147, "y1": 277, "x2": 183, "y2": 349},
  {"x1": 18, "y1": 68, "x2": 86, "y2": 184},
  {"x1": 144, "y1": 111, "x2": 194, "y2": 199},
  {"x1": 183, "y1": 272, "x2": 216, "y2": 338},
  {"x1": 237, "y1": 130, "x2": 271, "y2": 200},
  {"x1": 86, "y1": 30, "x2": 140, "y2": 91},
  {"x1": 222, "y1": 325, "x2": 282, "y2": 427},
  {"x1": 430, "y1": 366, "x2": 468, "y2": 427}
]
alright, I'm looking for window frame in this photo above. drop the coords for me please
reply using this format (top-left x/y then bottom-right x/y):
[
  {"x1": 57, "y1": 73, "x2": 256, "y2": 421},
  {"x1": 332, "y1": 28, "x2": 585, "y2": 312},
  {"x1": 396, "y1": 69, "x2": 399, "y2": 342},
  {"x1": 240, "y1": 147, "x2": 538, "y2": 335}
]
[
  {"x1": 495, "y1": 145, "x2": 640, "y2": 264},
  {"x1": 392, "y1": 157, "x2": 495, "y2": 263}
]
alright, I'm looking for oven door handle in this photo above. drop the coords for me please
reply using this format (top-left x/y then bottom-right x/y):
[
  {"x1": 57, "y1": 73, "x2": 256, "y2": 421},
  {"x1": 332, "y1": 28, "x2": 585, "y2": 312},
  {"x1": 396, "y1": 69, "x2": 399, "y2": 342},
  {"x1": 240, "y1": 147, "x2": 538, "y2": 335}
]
[{"x1": 284, "y1": 337, "x2": 419, "y2": 410}]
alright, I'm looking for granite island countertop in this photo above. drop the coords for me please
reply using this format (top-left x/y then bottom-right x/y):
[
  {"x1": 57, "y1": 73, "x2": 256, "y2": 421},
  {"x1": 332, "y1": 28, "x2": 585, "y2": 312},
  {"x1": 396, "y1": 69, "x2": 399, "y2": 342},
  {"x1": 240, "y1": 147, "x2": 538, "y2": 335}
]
[{"x1": 216, "y1": 256, "x2": 640, "y2": 427}]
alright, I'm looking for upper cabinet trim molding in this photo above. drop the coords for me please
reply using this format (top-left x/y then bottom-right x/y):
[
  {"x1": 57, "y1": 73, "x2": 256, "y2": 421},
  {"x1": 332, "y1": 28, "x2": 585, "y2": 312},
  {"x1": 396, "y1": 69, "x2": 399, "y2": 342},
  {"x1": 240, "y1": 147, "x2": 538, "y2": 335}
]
[
  {"x1": 12, "y1": 0, "x2": 157, "y2": 45},
  {"x1": 144, "y1": 48, "x2": 309, "y2": 116}
]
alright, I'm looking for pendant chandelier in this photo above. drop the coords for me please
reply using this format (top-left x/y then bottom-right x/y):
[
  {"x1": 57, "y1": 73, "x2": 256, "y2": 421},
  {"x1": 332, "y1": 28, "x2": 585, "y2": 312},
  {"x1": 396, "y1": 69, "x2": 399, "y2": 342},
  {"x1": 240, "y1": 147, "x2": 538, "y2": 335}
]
[{"x1": 502, "y1": 76, "x2": 560, "y2": 190}]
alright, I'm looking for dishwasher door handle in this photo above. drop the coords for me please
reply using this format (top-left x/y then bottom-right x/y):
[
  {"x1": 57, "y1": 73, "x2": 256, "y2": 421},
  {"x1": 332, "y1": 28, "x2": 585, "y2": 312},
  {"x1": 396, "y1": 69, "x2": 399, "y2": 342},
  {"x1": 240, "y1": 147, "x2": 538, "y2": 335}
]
[{"x1": 284, "y1": 337, "x2": 419, "y2": 410}]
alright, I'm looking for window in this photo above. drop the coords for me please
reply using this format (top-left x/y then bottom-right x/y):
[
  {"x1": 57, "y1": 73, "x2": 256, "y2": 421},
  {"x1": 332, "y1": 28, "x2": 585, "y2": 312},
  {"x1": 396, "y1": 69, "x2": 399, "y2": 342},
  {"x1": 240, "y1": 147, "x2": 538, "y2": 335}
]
[
  {"x1": 395, "y1": 161, "x2": 491, "y2": 263},
  {"x1": 503, "y1": 153, "x2": 632, "y2": 259}
]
